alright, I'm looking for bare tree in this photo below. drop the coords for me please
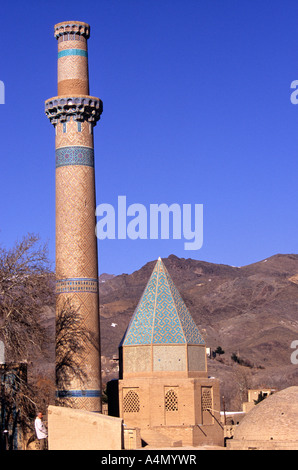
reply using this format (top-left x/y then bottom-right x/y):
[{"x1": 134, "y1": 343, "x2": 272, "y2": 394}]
[
  {"x1": 0, "y1": 233, "x2": 55, "y2": 449},
  {"x1": 232, "y1": 365, "x2": 252, "y2": 410},
  {"x1": 0, "y1": 233, "x2": 54, "y2": 362},
  {"x1": 0, "y1": 233, "x2": 99, "y2": 446},
  {"x1": 55, "y1": 298, "x2": 96, "y2": 404}
]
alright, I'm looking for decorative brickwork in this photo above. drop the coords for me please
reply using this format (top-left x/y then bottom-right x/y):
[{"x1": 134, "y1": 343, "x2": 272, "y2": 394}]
[
  {"x1": 45, "y1": 21, "x2": 102, "y2": 412},
  {"x1": 54, "y1": 21, "x2": 90, "y2": 39},
  {"x1": 45, "y1": 96, "x2": 103, "y2": 125},
  {"x1": 58, "y1": 39, "x2": 88, "y2": 51},
  {"x1": 55, "y1": 119, "x2": 93, "y2": 149}
]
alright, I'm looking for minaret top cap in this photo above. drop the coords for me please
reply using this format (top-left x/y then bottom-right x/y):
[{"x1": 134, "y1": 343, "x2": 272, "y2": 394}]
[{"x1": 54, "y1": 21, "x2": 90, "y2": 39}]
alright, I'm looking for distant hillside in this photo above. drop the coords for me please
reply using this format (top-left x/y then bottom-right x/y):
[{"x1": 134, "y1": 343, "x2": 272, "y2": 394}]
[
  {"x1": 99, "y1": 273, "x2": 115, "y2": 283},
  {"x1": 99, "y1": 253, "x2": 298, "y2": 409}
]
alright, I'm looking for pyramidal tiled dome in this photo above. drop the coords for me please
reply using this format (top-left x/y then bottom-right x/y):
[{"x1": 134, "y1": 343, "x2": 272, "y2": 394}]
[{"x1": 123, "y1": 257, "x2": 205, "y2": 346}]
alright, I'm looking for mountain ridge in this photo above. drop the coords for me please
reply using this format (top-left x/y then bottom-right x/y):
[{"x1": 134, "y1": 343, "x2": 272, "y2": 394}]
[{"x1": 99, "y1": 253, "x2": 298, "y2": 409}]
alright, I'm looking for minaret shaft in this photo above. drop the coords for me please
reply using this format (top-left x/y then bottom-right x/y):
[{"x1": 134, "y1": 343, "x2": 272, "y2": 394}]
[{"x1": 45, "y1": 21, "x2": 103, "y2": 412}]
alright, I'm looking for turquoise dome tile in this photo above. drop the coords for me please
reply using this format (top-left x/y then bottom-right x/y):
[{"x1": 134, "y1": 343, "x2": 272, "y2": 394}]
[{"x1": 123, "y1": 258, "x2": 205, "y2": 346}]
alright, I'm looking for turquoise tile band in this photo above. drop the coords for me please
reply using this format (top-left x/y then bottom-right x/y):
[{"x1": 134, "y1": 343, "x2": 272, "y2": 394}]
[
  {"x1": 56, "y1": 146, "x2": 94, "y2": 168},
  {"x1": 56, "y1": 277, "x2": 98, "y2": 294},
  {"x1": 56, "y1": 390, "x2": 101, "y2": 398},
  {"x1": 58, "y1": 48, "x2": 88, "y2": 58}
]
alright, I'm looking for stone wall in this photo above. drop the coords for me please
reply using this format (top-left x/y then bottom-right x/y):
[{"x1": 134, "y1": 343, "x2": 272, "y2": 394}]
[{"x1": 48, "y1": 405, "x2": 123, "y2": 450}]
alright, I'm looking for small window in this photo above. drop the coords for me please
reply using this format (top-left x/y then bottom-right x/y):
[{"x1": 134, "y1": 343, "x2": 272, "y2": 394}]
[
  {"x1": 123, "y1": 390, "x2": 140, "y2": 413},
  {"x1": 165, "y1": 389, "x2": 178, "y2": 412}
]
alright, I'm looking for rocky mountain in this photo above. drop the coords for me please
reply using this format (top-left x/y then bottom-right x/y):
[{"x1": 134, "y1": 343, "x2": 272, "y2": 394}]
[{"x1": 99, "y1": 253, "x2": 298, "y2": 409}]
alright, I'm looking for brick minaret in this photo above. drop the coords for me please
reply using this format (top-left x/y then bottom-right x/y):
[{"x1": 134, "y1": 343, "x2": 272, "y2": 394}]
[{"x1": 45, "y1": 21, "x2": 103, "y2": 412}]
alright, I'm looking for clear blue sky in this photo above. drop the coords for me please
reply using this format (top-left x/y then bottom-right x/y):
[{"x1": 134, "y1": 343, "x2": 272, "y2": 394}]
[{"x1": 1, "y1": 0, "x2": 298, "y2": 275}]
